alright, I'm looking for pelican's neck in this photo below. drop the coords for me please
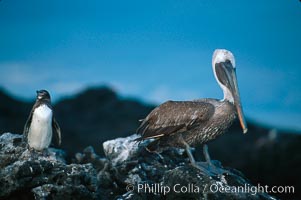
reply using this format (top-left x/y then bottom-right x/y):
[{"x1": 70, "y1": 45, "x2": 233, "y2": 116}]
[{"x1": 219, "y1": 83, "x2": 234, "y2": 103}]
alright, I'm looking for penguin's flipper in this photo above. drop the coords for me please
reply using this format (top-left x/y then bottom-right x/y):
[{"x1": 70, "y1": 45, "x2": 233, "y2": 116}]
[
  {"x1": 23, "y1": 109, "x2": 34, "y2": 143},
  {"x1": 52, "y1": 117, "x2": 61, "y2": 146}
]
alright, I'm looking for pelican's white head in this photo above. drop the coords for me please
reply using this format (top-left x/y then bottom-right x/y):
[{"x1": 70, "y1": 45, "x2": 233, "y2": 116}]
[
  {"x1": 212, "y1": 49, "x2": 236, "y2": 103},
  {"x1": 212, "y1": 49, "x2": 235, "y2": 69}
]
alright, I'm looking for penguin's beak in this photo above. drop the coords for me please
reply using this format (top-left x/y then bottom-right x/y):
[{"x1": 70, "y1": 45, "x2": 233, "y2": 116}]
[{"x1": 36, "y1": 90, "x2": 42, "y2": 99}]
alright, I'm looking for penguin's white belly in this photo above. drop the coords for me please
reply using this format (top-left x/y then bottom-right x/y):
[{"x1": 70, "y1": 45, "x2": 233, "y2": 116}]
[{"x1": 28, "y1": 105, "x2": 53, "y2": 150}]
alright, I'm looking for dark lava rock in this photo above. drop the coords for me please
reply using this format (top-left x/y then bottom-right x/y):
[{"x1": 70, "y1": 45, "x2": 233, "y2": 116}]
[
  {"x1": 100, "y1": 134, "x2": 277, "y2": 200},
  {"x1": 0, "y1": 133, "x2": 100, "y2": 199},
  {"x1": 0, "y1": 132, "x2": 278, "y2": 199}
]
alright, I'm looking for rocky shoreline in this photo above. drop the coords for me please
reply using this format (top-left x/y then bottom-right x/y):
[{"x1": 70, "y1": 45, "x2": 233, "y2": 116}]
[{"x1": 0, "y1": 132, "x2": 277, "y2": 200}]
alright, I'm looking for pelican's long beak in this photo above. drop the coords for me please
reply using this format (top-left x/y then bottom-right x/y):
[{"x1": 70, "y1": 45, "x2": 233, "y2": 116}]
[
  {"x1": 215, "y1": 61, "x2": 248, "y2": 134},
  {"x1": 230, "y1": 67, "x2": 248, "y2": 134}
]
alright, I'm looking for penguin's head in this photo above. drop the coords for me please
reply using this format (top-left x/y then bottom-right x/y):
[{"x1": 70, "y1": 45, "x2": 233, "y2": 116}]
[{"x1": 36, "y1": 90, "x2": 51, "y2": 101}]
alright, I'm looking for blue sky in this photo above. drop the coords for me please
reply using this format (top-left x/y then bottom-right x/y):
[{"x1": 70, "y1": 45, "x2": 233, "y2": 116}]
[{"x1": 0, "y1": 0, "x2": 300, "y2": 131}]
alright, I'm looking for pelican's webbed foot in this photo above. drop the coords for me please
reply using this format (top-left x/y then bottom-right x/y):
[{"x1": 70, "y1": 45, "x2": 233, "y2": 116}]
[
  {"x1": 201, "y1": 144, "x2": 229, "y2": 176},
  {"x1": 182, "y1": 141, "x2": 230, "y2": 177}
]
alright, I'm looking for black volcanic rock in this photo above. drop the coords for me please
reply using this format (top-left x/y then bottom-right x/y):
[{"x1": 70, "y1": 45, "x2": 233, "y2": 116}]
[
  {"x1": 0, "y1": 132, "x2": 277, "y2": 199},
  {"x1": 92, "y1": 134, "x2": 276, "y2": 199},
  {"x1": 0, "y1": 133, "x2": 100, "y2": 199}
]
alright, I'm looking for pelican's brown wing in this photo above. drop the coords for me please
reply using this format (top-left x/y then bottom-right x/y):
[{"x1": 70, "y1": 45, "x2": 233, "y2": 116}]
[{"x1": 136, "y1": 100, "x2": 215, "y2": 140}]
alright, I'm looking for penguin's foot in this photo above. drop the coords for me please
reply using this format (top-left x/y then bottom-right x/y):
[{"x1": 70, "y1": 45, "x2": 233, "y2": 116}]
[{"x1": 27, "y1": 147, "x2": 50, "y2": 158}]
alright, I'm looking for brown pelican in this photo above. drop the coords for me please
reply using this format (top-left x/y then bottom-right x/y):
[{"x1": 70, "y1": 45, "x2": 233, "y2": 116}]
[{"x1": 136, "y1": 49, "x2": 247, "y2": 172}]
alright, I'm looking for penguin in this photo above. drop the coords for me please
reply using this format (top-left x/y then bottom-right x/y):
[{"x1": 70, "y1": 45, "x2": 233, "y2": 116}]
[{"x1": 23, "y1": 90, "x2": 61, "y2": 151}]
